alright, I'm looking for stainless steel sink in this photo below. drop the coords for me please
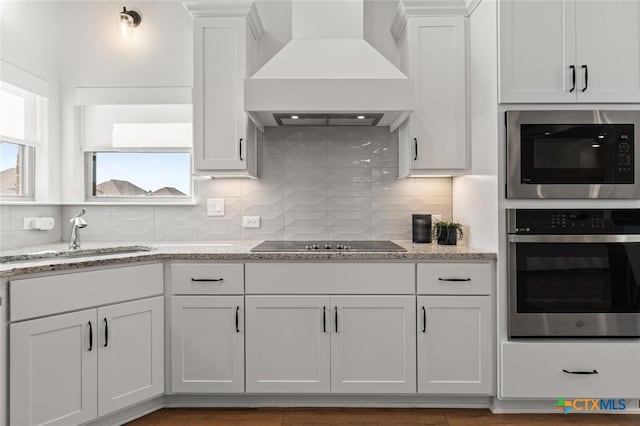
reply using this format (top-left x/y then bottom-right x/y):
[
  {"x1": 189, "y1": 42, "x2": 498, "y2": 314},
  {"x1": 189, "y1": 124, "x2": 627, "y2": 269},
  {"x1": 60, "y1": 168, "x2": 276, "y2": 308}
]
[{"x1": 0, "y1": 245, "x2": 153, "y2": 263}]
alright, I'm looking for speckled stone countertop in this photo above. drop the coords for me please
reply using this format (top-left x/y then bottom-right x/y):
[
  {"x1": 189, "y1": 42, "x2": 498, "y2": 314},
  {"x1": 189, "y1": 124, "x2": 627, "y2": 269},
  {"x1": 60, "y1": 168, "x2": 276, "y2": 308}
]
[{"x1": 0, "y1": 241, "x2": 496, "y2": 278}]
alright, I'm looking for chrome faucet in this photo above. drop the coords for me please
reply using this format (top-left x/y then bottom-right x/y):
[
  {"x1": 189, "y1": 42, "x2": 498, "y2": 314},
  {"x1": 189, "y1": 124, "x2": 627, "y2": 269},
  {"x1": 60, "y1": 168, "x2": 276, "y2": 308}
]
[{"x1": 69, "y1": 208, "x2": 88, "y2": 250}]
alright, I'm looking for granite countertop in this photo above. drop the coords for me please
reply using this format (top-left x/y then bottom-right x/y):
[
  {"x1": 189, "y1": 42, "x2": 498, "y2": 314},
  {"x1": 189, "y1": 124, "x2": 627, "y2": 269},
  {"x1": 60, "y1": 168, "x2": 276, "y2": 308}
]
[{"x1": 0, "y1": 241, "x2": 496, "y2": 278}]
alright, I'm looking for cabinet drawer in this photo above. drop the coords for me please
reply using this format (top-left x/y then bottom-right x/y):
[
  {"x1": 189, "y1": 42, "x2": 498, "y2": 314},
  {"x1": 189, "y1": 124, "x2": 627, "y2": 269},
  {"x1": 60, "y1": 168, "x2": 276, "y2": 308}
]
[
  {"x1": 417, "y1": 262, "x2": 492, "y2": 295},
  {"x1": 245, "y1": 263, "x2": 414, "y2": 294},
  {"x1": 10, "y1": 263, "x2": 163, "y2": 322},
  {"x1": 501, "y1": 342, "x2": 640, "y2": 398},
  {"x1": 171, "y1": 263, "x2": 243, "y2": 294}
]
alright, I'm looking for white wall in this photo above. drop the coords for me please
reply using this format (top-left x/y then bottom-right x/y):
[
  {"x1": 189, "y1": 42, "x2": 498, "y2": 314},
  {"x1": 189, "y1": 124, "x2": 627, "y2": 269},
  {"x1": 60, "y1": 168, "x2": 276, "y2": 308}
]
[
  {"x1": 452, "y1": 0, "x2": 499, "y2": 251},
  {"x1": 0, "y1": 1, "x2": 62, "y2": 203},
  {"x1": 59, "y1": 1, "x2": 193, "y2": 202}
]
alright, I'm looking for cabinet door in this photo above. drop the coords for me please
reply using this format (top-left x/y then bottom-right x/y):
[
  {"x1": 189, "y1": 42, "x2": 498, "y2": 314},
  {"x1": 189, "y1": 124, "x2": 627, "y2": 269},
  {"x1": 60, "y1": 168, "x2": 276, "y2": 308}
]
[
  {"x1": 404, "y1": 17, "x2": 468, "y2": 173},
  {"x1": 245, "y1": 296, "x2": 330, "y2": 393},
  {"x1": 331, "y1": 296, "x2": 416, "y2": 393},
  {"x1": 499, "y1": 0, "x2": 577, "y2": 103},
  {"x1": 576, "y1": 0, "x2": 640, "y2": 102},
  {"x1": 194, "y1": 17, "x2": 250, "y2": 172},
  {"x1": 10, "y1": 309, "x2": 97, "y2": 426},
  {"x1": 171, "y1": 296, "x2": 244, "y2": 393},
  {"x1": 417, "y1": 296, "x2": 492, "y2": 394},
  {"x1": 98, "y1": 297, "x2": 164, "y2": 416}
]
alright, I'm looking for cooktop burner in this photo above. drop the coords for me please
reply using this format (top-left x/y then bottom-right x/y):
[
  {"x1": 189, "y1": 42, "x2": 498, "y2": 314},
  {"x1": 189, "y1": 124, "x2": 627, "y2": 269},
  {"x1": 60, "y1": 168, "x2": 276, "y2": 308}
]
[{"x1": 251, "y1": 240, "x2": 406, "y2": 252}]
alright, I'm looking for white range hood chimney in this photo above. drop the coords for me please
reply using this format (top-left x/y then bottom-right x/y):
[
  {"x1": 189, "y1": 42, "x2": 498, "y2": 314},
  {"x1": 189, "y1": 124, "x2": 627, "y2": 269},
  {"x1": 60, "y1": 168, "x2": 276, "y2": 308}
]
[{"x1": 245, "y1": 0, "x2": 415, "y2": 129}]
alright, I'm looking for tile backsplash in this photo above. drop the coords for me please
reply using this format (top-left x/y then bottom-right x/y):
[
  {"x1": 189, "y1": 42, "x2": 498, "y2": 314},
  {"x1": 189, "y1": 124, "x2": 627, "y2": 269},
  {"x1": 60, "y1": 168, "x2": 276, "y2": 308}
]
[
  {"x1": 1, "y1": 205, "x2": 62, "y2": 250},
  {"x1": 5, "y1": 126, "x2": 452, "y2": 248}
]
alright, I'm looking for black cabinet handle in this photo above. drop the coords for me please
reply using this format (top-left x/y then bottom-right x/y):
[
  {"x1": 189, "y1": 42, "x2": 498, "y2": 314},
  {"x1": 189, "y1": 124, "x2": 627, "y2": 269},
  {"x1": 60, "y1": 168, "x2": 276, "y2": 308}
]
[
  {"x1": 581, "y1": 65, "x2": 588, "y2": 92},
  {"x1": 88, "y1": 321, "x2": 93, "y2": 351},
  {"x1": 323, "y1": 306, "x2": 326, "y2": 333},
  {"x1": 191, "y1": 278, "x2": 224, "y2": 282},
  {"x1": 103, "y1": 318, "x2": 109, "y2": 347},
  {"x1": 569, "y1": 65, "x2": 576, "y2": 93},
  {"x1": 413, "y1": 138, "x2": 418, "y2": 161},
  {"x1": 235, "y1": 306, "x2": 240, "y2": 333},
  {"x1": 438, "y1": 277, "x2": 472, "y2": 282},
  {"x1": 334, "y1": 306, "x2": 338, "y2": 333},
  {"x1": 563, "y1": 369, "x2": 598, "y2": 375},
  {"x1": 422, "y1": 306, "x2": 426, "y2": 333},
  {"x1": 239, "y1": 138, "x2": 244, "y2": 161}
]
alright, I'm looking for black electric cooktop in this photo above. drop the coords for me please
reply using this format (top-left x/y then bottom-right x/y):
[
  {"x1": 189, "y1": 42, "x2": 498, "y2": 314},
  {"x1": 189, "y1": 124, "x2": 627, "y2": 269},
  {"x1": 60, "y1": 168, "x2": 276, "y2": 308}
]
[{"x1": 251, "y1": 240, "x2": 407, "y2": 252}]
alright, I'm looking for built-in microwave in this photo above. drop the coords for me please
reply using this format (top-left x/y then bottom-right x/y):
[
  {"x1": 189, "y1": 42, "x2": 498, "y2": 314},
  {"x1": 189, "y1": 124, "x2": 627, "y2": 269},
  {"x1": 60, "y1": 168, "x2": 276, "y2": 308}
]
[{"x1": 507, "y1": 110, "x2": 640, "y2": 199}]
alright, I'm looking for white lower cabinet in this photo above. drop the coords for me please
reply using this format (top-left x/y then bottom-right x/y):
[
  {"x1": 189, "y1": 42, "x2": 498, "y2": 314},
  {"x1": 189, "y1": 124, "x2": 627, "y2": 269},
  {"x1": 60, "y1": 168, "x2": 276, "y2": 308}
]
[
  {"x1": 10, "y1": 296, "x2": 164, "y2": 426},
  {"x1": 245, "y1": 296, "x2": 331, "y2": 393},
  {"x1": 97, "y1": 297, "x2": 164, "y2": 416},
  {"x1": 331, "y1": 296, "x2": 416, "y2": 393},
  {"x1": 245, "y1": 295, "x2": 416, "y2": 394},
  {"x1": 171, "y1": 296, "x2": 244, "y2": 393},
  {"x1": 10, "y1": 309, "x2": 98, "y2": 426},
  {"x1": 417, "y1": 296, "x2": 492, "y2": 395}
]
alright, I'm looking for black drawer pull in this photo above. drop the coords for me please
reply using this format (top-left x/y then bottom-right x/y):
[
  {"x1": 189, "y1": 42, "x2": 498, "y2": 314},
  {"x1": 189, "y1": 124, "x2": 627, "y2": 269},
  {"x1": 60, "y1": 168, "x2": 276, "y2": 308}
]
[
  {"x1": 422, "y1": 306, "x2": 426, "y2": 333},
  {"x1": 103, "y1": 318, "x2": 109, "y2": 347},
  {"x1": 581, "y1": 65, "x2": 588, "y2": 92},
  {"x1": 334, "y1": 306, "x2": 338, "y2": 333},
  {"x1": 235, "y1": 306, "x2": 240, "y2": 333},
  {"x1": 562, "y1": 369, "x2": 598, "y2": 375},
  {"x1": 413, "y1": 138, "x2": 418, "y2": 161},
  {"x1": 191, "y1": 278, "x2": 224, "y2": 282},
  {"x1": 569, "y1": 65, "x2": 576, "y2": 93},
  {"x1": 438, "y1": 277, "x2": 472, "y2": 282},
  {"x1": 88, "y1": 321, "x2": 93, "y2": 351}
]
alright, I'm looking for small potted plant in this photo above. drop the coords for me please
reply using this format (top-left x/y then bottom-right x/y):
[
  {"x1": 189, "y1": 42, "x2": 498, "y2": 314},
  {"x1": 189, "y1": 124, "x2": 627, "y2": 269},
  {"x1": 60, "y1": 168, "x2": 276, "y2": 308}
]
[{"x1": 433, "y1": 221, "x2": 464, "y2": 245}]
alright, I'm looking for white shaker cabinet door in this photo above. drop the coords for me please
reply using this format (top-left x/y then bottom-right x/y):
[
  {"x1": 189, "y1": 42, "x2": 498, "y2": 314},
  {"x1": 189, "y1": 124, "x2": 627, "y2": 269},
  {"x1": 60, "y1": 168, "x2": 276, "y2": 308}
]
[
  {"x1": 171, "y1": 296, "x2": 244, "y2": 393},
  {"x1": 10, "y1": 309, "x2": 98, "y2": 426},
  {"x1": 330, "y1": 296, "x2": 416, "y2": 393},
  {"x1": 417, "y1": 296, "x2": 492, "y2": 394},
  {"x1": 245, "y1": 296, "x2": 331, "y2": 393},
  {"x1": 401, "y1": 16, "x2": 468, "y2": 174},
  {"x1": 575, "y1": 0, "x2": 640, "y2": 103},
  {"x1": 499, "y1": 0, "x2": 577, "y2": 103},
  {"x1": 97, "y1": 297, "x2": 164, "y2": 416}
]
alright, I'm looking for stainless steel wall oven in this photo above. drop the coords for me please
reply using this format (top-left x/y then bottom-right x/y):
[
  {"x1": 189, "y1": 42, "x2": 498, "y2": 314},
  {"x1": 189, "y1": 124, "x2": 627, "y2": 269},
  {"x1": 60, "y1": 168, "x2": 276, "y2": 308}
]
[
  {"x1": 508, "y1": 209, "x2": 640, "y2": 337},
  {"x1": 507, "y1": 110, "x2": 640, "y2": 199}
]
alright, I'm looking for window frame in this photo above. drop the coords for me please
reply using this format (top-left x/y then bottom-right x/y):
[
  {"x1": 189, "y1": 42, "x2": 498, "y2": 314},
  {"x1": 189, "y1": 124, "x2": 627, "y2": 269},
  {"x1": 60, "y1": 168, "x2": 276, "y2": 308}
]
[{"x1": 84, "y1": 148, "x2": 194, "y2": 204}]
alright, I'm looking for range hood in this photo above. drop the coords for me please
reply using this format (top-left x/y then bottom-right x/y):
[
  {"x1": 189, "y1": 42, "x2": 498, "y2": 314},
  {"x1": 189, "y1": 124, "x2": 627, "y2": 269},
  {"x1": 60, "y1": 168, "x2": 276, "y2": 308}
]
[{"x1": 245, "y1": 0, "x2": 415, "y2": 130}]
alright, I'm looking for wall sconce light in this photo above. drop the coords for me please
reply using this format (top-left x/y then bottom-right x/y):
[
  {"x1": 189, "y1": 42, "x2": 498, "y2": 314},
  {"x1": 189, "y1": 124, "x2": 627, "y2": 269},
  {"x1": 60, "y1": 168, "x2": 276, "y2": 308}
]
[{"x1": 119, "y1": 6, "x2": 141, "y2": 39}]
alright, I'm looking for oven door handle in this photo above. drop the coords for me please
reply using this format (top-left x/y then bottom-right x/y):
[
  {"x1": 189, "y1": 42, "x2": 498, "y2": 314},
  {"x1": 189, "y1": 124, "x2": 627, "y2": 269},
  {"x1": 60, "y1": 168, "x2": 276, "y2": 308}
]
[{"x1": 508, "y1": 234, "x2": 640, "y2": 243}]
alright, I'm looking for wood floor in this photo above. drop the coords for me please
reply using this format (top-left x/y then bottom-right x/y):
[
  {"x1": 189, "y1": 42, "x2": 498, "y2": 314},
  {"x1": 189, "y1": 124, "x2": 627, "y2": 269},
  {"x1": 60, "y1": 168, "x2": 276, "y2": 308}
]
[{"x1": 126, "y1": 408, "x2": 640, "y2": 426}]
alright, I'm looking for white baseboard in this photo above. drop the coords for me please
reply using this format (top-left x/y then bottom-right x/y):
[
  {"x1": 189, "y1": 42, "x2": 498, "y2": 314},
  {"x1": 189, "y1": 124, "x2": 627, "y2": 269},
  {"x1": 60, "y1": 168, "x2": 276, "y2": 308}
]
[
  {"x1": 164, "y1": 394, "x2": 492, "y2": 409},
  {"x1": 84, "y1": 397, "x2": 164, "y2": 426}
]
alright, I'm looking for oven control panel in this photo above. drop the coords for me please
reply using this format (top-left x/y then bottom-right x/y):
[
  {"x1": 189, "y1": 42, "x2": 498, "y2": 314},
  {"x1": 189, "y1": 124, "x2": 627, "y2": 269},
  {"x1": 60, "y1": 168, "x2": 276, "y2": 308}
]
[{"x1": 508, "y1": 209, "x2": 640, "y2": 234}]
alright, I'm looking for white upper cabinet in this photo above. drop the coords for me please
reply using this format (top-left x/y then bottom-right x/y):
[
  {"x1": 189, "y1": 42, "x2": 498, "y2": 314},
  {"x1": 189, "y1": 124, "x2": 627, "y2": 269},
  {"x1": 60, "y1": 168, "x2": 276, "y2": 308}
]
[
  {"x1": 189, "y1": 3, "x2": 262, "y2": 177},
  {"x1": 499, "y1": 0, "x2": 640, "y2": 103},
  {"x1": 394, "y1": 15, "x2": 469, "y2": 176},
  {"x1": 575, "y1": 0, "x2": 640, "y2": 102}
]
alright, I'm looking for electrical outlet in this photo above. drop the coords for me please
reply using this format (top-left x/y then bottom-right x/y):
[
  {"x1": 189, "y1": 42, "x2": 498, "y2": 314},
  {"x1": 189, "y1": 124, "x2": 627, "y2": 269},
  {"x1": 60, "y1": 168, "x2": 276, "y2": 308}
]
[
  {"x1": 243, "y1": 216, "x2": 261, "y2": 228},
  {"x1": 207, "y1": 198, "x2": 224, "y2": 216},
  {"x1": 432, "y1": 214, "x2": 443, "y2": 223}
]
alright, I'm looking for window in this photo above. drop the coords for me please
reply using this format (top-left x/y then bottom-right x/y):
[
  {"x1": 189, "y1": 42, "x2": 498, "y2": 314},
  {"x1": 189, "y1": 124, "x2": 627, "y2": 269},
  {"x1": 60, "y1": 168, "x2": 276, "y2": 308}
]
[
  {"x1": 0, "y1": 81, "x2": 41, "y2": 198},
  {"x1": 81, "y1": 103, "x2": 193, "y2": 201},
  {"x1": 90, "y1": 152, "x2": 191, "y2": 198}
]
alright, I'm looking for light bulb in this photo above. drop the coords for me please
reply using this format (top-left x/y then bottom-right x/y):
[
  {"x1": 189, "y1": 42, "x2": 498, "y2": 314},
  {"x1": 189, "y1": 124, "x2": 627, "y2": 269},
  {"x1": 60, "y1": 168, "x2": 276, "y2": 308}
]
[
  {"x1": 290, "y1": 115, "x2": 299, "y2": 119},
  {"x1": 120, "y1": 17, "x2": 133, "y2": 39}
]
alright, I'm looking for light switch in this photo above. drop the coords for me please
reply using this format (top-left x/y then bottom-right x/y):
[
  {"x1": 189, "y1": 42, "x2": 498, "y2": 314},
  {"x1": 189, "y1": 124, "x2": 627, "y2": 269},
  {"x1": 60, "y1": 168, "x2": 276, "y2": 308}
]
[{"x1": 207, "y1": 198, "x2": 225, "y2": 216}]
